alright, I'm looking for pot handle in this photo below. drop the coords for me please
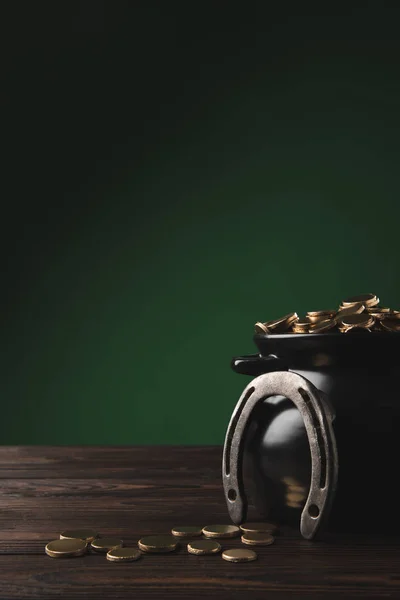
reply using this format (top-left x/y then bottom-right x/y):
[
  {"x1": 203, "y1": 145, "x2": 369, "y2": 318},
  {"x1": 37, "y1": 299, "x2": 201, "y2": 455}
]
[
  {"x1": 222, "y1": 371, "x2": 338, "y2": 540},
  {"x1": 231, "y1": 353, "x2": 287, "y2": 376}
]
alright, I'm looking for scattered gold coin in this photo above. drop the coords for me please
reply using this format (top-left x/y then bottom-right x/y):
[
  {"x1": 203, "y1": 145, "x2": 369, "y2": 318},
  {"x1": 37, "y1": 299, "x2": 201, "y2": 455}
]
[
  {"x1": 91, "y1": 537, "x2": 123, "y2": 553},
  {"x1": 202, "y1": 524, "x2": 240, "y2": 538},
  {"x1": 46, "y1": 538, "x2": 87, "y2": 558},
  {"x1": 239, "y1": 522, "x2": 277, "y2": 534},
  {"x1": 106, "y1": 547, "x2": 142, "y2": 562},
  {"x1": 222, "y1": 548, "x2": 257, "y2": 563},
  {"x1": 138, "y1": 535, "x2": 178, "y2": 553},
  {"x1": 171, "y1": 526, "x2": 203, "y2": 537},
  {"x1": 60, "y1": 529, "x2": 98, "y2": 543},
  {"x1": 241, "y1": 532, "x2": 275, "y2": 546},
  {"x1": 187, "y1": 540, "x2": 222, "y2": 555}
]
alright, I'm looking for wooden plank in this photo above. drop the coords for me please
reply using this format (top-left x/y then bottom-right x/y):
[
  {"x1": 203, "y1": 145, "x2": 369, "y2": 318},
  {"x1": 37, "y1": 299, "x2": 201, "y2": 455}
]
[
  {"x1": 0, "y1": 548, "x2": 399, "y2": 600},
  {"x1": 0, "y1": 446, "x2": 221, "y2": 479},
  {"x1": 0, "y1": 446, "x2": 399, "y2": 598}
]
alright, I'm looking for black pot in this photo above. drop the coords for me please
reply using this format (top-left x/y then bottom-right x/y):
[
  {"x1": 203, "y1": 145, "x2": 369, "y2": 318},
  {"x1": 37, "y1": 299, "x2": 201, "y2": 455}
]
[{"x1": 222, "y1": 331, "x2": 400, "y2": 539}]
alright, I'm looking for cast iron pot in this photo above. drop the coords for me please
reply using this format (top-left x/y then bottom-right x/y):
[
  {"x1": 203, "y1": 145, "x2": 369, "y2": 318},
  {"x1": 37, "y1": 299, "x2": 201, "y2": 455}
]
[{"x1": 222, "y1": 331, "x2": 400, "y2": 539}]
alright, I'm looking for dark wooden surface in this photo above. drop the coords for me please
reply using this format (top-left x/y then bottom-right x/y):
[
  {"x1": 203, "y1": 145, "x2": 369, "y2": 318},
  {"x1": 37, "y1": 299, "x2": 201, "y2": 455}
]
[{"x1": 0, "y1": 446, "x2": 399, "y2": 599}]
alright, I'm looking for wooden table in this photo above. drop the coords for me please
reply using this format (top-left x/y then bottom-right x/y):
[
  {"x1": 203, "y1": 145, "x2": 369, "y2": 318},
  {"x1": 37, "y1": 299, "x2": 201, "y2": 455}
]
[{"x1": 0, "y1": 446, "x2": 399, "y2": 599}]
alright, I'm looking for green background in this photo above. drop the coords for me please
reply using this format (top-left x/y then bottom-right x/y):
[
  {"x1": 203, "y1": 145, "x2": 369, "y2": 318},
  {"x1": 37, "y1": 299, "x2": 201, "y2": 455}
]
[{"x1": 2, "y1": 2, "x2": 400, "y2": 444}]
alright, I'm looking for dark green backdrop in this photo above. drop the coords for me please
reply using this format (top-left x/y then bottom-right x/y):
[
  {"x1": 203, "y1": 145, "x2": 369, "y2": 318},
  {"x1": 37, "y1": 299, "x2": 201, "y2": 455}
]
[{"x1": 3, "y1": 2, "x2": 400, "y2": 444}]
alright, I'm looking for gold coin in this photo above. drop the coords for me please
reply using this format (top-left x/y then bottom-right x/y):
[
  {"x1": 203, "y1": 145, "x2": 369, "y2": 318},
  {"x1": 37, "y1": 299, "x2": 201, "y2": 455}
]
[
  {"x1": 367, "y1": 311, "x2": 391, "y2": 321},
  {"x1": 385, "y1": 311, "x2": 400, "y2": 320},
  {"x1": 307, "y1": 310, "x2": 336, "y2": 317},
  {"x1": 307, "y1": 315, "x2": 328, "y2": 323},
  {"x1": 337, "y1": 313, "x2": 374, "y2": 328},
  {"x1": 335, "y1": 303, "x2": 365, "y2": 320},
  {"x1": 344, "y1": 327, "x2": 372, "y2": 333},
  {"x1": 366, "y1": 307, "x2": 391, "y2": 315},
  {"x1": 265, "y1": 312, "x2": 298, "y2": 332},
  {"x1": 222, "y1": 548, "x2": 257, "y2": 563},
  {"x1": 241, "y1": 532, "x2": 275, "y2": 546},
  {"x1": 106, "y1": 547, "x2": 142, "y2": 562},
  {"x1": 254, "y1": 322, "x2": 269, "y2": 334},
  {"x1": 45, "y1": 538, "x2": 87, "y2": 558},
  {"x1": 171, "y1": 526, "x2": 203, "y2": 538},
  {"x1": 292, "y1": 318, "x2": 310, "y2": 333},
  {"x1": 309, "y1": 318, "x2": 336, "y2": 333},
  {"x1": 306, "y1": 310, "x2": 336, "y2": 320},
  {"x1": 138, "y1": 535, "x2": 178, "y2": 553},
  {"x1": 90, "y1": 537, "x2": 123, "y2": 553},
  {"x1": 202, "y1": 524, "x2": 240, "y2": 538},
  {"x1": 293, "y1": 318, "x2": 309, "y2": 327},
  {"x1": 381, "y1": 319, "x2": 400, "y2": 332},
  {"x1": 239, "y1": 522, "x2": 277, "y2": 534},
  {"x1": 187, "y1": 540, "x2": 222, "y2": 555},
  {"x1": 292, "y1": 327, "x2": 309, "y2": 334},
  {"x1": 60, "y1": 529, "x2": 98, "y2": 543},
  {"x1": 341, "y1": 294, "x2": 379, "y2": 308}
]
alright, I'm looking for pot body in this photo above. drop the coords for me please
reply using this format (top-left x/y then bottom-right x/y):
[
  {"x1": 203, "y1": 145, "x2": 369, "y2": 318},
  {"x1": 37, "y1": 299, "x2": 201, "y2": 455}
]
[{"x1": 227, "y1": 332, "x2": 400, "y2": 535}]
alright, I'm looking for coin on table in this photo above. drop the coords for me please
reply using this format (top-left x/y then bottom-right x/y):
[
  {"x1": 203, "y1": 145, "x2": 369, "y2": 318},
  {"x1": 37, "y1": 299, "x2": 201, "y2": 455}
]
[
  {"x1": 106, "y1": 547, "x2": 142, "y2": 562},
  {"x1": 60, "y1": 529, "x2": 98, "y2": 543},
  {"x1": 91, "y1": 537, "x2": 123, "y2": 553},
  {"x1": 241, "y1": 532, "x2": 275, "y2": 546},
  {"x1": 202, "y1": 524, "x2": 240, "y2": 538},
  {"x1": 344, "y1": 327, "x2": 372, "y2": 333},
  {"x1": 171, "y1": 526, "x2": 203, "y2": 538},
  {"x1": 335, "y1": 303, "x2": 365, "y2": 320},
  {"x1": 266, "y1": 312, "x2": 298, "y2": 332},
  {"x1": 138, "y1": 535, "x2": 178, "y2": 553},
  {"x1": 309, "y1": 318, "x2": 336, "y2": 333},
  {"x1": 46, "y1": 538, "x2": 87, "y2": 558},
  {"x1": 341, "y1": 294, "x2": 379, "y2": 308},
  {"x1": 222, "y1": 548, "x2": 257, "y2": 563},
  {"x1": 240, "y1": 522, "x2": 278, "y2": 534},
  {"x1": 254, "y1": 322, "x2": 270, "y2": 334},
  {"x1": 187, "y1": 540, "x2": 222, "y2": 555},
  {"x1": 337, "y1": 313, "x2": 374, "y2": 329}
]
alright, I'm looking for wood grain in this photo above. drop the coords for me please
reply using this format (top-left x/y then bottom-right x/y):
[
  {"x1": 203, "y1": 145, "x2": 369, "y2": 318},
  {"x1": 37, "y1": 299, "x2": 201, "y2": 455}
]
[{"x1": 0, "y1": 446, "x2": 399, "y2": 599}]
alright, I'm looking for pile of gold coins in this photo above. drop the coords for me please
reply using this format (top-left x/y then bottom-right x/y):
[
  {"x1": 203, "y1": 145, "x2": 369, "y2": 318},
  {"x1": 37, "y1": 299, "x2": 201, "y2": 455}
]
[
  {"x1": 255, "y1": 293, "x2": 400, "y2": 335},
  {"x1": 45, "y1": 522, "x2": 277, "y2": 564}
]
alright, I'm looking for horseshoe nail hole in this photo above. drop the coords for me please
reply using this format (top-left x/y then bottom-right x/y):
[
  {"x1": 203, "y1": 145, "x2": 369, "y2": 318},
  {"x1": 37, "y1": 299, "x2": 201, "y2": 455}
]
[
  {"x1": 308, "y1": 504, "x2": 320, "y2": 518},
  {"x1": 228, "y1": 489, "x2": 237, "y2": 501}
]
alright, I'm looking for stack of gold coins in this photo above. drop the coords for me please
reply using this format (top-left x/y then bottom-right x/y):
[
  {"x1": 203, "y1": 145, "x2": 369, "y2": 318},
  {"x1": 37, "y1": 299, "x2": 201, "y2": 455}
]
[{"x1": 254, "y1": 293, "x2": 400, "y2": 335}]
